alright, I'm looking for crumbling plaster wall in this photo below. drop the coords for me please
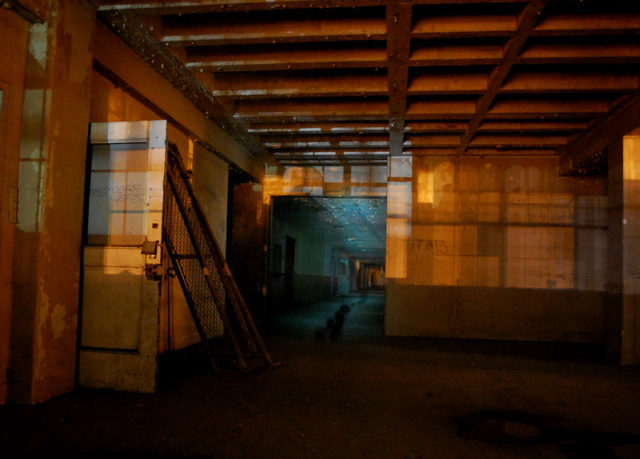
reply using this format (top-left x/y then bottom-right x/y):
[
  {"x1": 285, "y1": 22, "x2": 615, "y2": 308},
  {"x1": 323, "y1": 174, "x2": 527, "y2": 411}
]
[{"x1": 10, "y1": 0, "x2": 96, "y2": 404}]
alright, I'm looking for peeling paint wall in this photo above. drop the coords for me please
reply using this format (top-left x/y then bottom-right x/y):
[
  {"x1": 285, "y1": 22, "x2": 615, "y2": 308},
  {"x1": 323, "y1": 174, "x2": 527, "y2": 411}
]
[{"x1": 10, "y1": 0, "x2": 96, "y2": 404}]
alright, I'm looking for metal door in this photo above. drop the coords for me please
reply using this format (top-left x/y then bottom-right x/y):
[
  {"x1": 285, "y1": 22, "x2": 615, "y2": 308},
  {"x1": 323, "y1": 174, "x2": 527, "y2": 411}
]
[{"x1": 79, "y1": 121, "x2": 166, "y2": 393}]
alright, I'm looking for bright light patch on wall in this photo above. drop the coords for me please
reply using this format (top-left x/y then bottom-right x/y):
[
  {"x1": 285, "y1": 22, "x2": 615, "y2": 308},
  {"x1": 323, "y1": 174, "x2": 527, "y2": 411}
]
[
  {"x1": 623, "y1": 135, "x2": 640, "y2": 180},
  {"x1": 386, "y1": 217, "x2": 409, "y2": 279},
  {"x1": 387, "y1": 182, "x2": 412, "y2": 218},
  {"x1": 417, "y1": 170, "x2": 434, "y2": 204}
]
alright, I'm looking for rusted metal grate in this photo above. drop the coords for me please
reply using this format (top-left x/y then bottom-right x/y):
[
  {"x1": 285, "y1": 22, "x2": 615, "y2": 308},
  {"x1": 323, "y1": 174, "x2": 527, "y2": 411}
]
[{"x1": 162, "y1": 143, "x2": 272, "y2": 371}]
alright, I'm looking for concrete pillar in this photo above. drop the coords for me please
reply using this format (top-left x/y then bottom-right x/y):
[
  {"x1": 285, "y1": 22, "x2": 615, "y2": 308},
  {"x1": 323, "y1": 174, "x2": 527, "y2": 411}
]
[
  {"x1": 10, "y1": 0, "x2": 96, "y2": 403},
  {"x1": 608, "y1": 136, "x2": 640, "y2": 365}
]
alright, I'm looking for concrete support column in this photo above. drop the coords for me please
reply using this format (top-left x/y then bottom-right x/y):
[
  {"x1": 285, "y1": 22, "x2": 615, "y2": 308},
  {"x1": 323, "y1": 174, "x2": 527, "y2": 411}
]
[
  {"x1": 10, "y1": 0, "x2": 96, "y2": 403},
  {"x1": 608, "y1": 136, "x2": 640, "y2": 365}
]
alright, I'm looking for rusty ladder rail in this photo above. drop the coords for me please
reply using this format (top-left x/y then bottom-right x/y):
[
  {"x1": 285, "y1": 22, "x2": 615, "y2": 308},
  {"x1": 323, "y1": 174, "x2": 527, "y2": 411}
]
[{"x1": 162, "y1": 143, "x2": 272, "y2": 372}]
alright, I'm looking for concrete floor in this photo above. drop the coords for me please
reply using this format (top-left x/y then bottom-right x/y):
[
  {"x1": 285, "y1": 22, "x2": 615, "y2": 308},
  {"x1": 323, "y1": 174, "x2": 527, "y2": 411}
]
[{"x1": 2, "y1": 293, "x2": 640, "y2": 458}]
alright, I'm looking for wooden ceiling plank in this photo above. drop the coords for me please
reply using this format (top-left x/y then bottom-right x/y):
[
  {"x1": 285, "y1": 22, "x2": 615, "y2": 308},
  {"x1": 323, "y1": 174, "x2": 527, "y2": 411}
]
[
  {"x1": 532, "y1": 13, "x2": 640, "y2": 37},
  {"x1": 407, "y1": 147, "x2": 557, "y2": 156},
  {"x1": 249, "y1": 122, "x2": 389, "y2": 134},
  {"x1": 409, "y1": 73, "x2": 487, "y2": 94},
  {"x1": 410, "y1": 44, "x2": 503, "y2": 66},
  {"x1": 186, "y1": 47, "x2": 387, "y2": 71},
  {"x1": 488, "y1": 98, "x2": 610, "y2": 115},
  {"x1": 404, "y1": 135, "x2": 461, "y2": 147},
  {"x1": 161, "y1": 17, "x2": 386, "y2": 46},
  {"x1": 234, "y1": 99, "x2": 388, "y2": 119},
  {"x1": 457, "y1": 0, "x2": 547, "y2": 154},
  {"x1": 518, "y1": 43, "x2": 640, "y2": 65},
  {"x1": 477, "y1": 120, "x2": 589, "y2": 132},
  {"x1": 502, "y1": 72, "x2": 640, "y2": 94},
  {"x1": 211, "y1": 73, "x2": 388, "y2": 98},
  {"x1": 251, "y1": 124, "x2": 388, "y2": 134},
  {"x1": 387, "y1": 1, "x2": 412, "y2": 156},
  {"x1": 469, "y1": 134, "x2": 567, "y2": 147},
  {"x1": 412, "y1": 14, "x2": 516, "y2": 38},
  {"x1": 560, "y1": 92, "x2": 640, "y2": 175},
  {"x1": 405, "y1": 121, "x2": 468, "y2": 132},
  {"x1": 99, "y1": 0, "x2": 386, "y2": 14}
]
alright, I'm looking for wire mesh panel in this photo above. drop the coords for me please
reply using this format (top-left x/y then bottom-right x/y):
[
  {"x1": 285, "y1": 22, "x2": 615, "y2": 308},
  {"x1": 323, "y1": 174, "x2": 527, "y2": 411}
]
[{"x1": 162, "y1": 144, "x2": 272, "y2": 371}]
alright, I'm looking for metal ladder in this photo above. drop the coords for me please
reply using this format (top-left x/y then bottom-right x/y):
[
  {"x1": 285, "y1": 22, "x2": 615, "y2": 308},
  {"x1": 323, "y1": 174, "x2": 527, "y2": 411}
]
[{"x1": 162, "y1": 143, "x2": 272, "y2": 372}]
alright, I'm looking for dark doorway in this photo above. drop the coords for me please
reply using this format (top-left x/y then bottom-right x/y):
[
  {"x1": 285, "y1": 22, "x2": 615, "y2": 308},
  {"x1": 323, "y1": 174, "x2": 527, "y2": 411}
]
[
  {"x1": 267, "y1": 196, "x2": 386, "y2": 340},
  {"x1": 225, "y1": 169, "x2": 265, "y2": 324},
  {"x1": 284, "y1": 236, "x2": 296, "y2": 306}
]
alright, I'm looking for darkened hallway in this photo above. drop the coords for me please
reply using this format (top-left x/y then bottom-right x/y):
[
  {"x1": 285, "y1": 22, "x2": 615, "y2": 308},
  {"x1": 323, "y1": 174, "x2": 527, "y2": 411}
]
[
  {"x1": 2, "y1": 297, "x2": 640, "y2": 458},
  {"x1": 267, "y1": 293, "x2": 385, "y2": 341}
]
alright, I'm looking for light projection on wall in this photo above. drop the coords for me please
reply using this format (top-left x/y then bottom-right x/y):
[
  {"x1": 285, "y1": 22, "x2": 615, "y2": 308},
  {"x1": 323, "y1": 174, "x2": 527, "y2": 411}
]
[
  {"x1": 262, "y1": 156, "x2": 607, "y2": 292},
  {"x1": 389, "y1": 157, "x2": 607, "y2": 291}
]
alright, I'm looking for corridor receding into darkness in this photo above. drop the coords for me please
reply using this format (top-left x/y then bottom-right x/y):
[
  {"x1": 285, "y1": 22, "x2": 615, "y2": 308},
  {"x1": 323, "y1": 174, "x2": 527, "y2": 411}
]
[{"x1": 268, "y1": 196, "x2": 386, "y2": 312}]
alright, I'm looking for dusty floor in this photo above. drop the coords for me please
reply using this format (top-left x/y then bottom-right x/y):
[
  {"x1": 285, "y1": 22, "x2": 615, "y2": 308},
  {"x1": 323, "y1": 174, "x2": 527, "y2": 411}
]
[{"x1": 2, "y1": 293, "x2": 640, "y2": 458}]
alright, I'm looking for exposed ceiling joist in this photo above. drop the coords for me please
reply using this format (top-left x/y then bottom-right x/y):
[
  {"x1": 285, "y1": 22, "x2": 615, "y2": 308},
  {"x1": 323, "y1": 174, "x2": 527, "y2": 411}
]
[
  {"x1": 386, "y1": 1, "x2": 412, "y2": 156},
  {"x1": 96, "y1": 0, "x2": 640, "y2": 171},
  {"x1": 457, "y1": 0, "x2": 547, "y2": 154}
]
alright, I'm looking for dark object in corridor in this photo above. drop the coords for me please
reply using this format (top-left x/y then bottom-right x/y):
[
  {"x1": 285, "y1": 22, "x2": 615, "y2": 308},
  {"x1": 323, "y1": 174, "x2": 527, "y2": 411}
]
[{"x1": 315, "y1": 304, "x2": 352, "y2": 341}]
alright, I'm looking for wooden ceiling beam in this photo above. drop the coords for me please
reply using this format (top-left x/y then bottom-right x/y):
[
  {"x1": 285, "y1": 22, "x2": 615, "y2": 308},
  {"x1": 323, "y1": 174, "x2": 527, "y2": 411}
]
[
  {"x1": 456, "y1": 0, "x2": 547, "y2": 154},
  {"x1": 469, "y1": 134, "x2": 567, "y2": 147},
  {"x1": 161, "y1": 16, "x2": 386, "y2": 46},
  {"x1": 186, "y1": 46, "x2": 386, "y2": 72},
  {"x1": 405, "y1": 121, "x2": 468, "y2": 132},
  {"x1": 273, "y1": 154, "x2": 387, "y2": 160},
  {"x1": 532, "y1": 13, "x2": 640, "y2": 37},
  {"x1": 477, "y1": 120, "x2": 589, "y2": 132},
  {"x1": 99, "y1": 0, "x2": 386, "y2": 14},
  {"x1": 410, "y1": 44, "x2": 503, "y2": 66},
  {"x1": 560, "y1": 92, "x2": 640, "y2": 175},
  {"x1": 386, "y1": 1, "x2": 412, "y2": 156},
  {"x1": 404, "y1": 135, "x2": 461, "y2": 147},
  {"x1": 412, "y1": 14, "x2": 516, "y2": 38},
  {"x1": 407, "y1": 148, "x2": 558, "y2": 157},
  {"x1": 502, "y1": 72, "x2": 640, "y2": 94},
  {"x1": 409, "y1": 73, "x2": 487, "y2": 94},
  {"x1": 249, "y1": 122, "x2": 389, "y2": 134},
  {"x1": 208, "y1": 70, "x2": 637, "y2": 100},
  {"x1": 234, "y1": 99, "x2": 388, "y2": 119},
  {"x1": 211, "y1": 73, "x2": 387, "y2": 98},
  {"x1": 267, "y1": 137, "x2": 390, "y2": 148},
  {"x1": 403, "y1": 134, "x2": 566, "y2": 148},
  {"x1": 488, "y1": 98, "x2": 610, "y2": 116},
  {"x1": 518, "y1": 42, "x2": 640, "y2": 65},
  {"x1": 412, "y1": 12, "x2": 640, "y2": 40}
]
